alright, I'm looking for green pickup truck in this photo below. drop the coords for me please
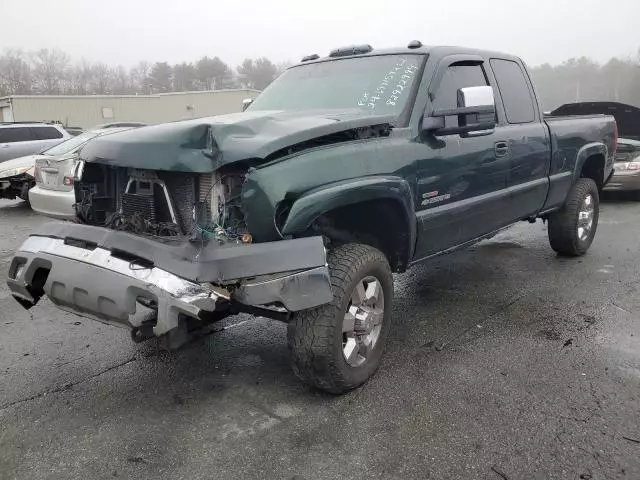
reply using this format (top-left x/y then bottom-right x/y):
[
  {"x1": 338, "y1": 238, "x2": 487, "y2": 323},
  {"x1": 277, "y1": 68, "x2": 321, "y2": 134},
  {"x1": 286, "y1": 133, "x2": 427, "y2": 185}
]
[{"x1": 8, "y1": 43, "x2": 617, "y2": 393}]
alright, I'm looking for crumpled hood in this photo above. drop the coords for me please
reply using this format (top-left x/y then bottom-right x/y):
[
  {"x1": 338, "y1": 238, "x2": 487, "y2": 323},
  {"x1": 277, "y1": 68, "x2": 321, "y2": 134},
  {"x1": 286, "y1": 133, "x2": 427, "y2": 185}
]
[{"x1": 78, "y1": 109, "x2": 395, "y2": 173}]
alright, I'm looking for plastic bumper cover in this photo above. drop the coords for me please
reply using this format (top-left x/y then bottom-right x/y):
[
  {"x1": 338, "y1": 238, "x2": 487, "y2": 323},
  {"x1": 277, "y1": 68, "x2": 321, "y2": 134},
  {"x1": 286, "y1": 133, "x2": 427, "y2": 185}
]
[
  {"x1": 7, "y1": 234, "x2": 332, "y2": 336},
  {"x1": 7, "y1": 236, "x2": 227, "y2": 335},
  {"x1": 28, "y1": 185, "x2": 75, "y2": 219}
]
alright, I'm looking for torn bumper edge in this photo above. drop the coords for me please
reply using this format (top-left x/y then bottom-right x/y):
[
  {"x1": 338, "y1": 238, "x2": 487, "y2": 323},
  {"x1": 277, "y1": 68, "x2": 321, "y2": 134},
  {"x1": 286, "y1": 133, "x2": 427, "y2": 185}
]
[
  {"x1": 0, "y1": 174, "x2": 33, "y2": 200},
  {"x1": 7, "y1": 235, "x2": 333, "y2": 336}
]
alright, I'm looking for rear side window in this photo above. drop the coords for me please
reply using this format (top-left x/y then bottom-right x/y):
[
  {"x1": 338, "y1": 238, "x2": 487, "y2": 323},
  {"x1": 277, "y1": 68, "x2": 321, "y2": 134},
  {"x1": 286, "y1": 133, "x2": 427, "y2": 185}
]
[
  {"x1": 0, "y1": 127, "x2": 34, "y2": 143},
  {"x1": 432, "y1": 63, "x2": 488, "y2": 111},
  {"x1": 490, "y1": 59, "x2": 536, "y2": 124},
  {"x1": 32, "y1": 126, "x2": 63, "y2": 140}
]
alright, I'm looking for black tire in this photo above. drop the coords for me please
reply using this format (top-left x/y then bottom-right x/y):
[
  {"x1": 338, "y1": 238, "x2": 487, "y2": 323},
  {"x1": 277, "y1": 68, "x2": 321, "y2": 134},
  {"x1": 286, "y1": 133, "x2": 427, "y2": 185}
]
[
  {"x1": 548, "y1": 178, "x2": 599, "y2": 256},
  {"x1": 287, "y1": 243, "x2": 393, "y2": 394}
]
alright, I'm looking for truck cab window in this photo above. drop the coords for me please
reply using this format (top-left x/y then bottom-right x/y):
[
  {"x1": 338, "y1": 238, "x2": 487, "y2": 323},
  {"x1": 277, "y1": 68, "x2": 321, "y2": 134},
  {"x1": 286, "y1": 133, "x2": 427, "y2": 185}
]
[
  {"x1": 431, "y1": 64, "x2": 488, "y2": 112},
  {"x1": 490, "y1": 59, "x2": 535, "y2": 124}
]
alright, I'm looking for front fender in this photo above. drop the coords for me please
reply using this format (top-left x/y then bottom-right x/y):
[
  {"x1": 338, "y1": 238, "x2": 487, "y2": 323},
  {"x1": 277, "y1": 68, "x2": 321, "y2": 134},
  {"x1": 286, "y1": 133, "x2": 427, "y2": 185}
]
[{"x1": 281, "y1": 175, "x2": 416, "y2": 241}]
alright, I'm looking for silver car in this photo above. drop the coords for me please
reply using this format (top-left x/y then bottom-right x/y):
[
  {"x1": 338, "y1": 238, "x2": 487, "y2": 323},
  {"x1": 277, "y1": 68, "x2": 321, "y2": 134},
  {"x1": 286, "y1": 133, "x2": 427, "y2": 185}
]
[
  {"x1": 30, "y1": 126, "x2": 141, "y2": 219},
  {"x1": 0, "y1": 123, "x2": 70, "y2": 163},
  {"x1": 603, "y1": 138, "x2": 640, "y2": 193}
]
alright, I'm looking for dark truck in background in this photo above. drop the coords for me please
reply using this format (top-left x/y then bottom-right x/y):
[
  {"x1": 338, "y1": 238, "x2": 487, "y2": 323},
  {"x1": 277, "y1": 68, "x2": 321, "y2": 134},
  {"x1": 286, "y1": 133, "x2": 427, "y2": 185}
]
[{"x1": 7, "y1": 43, "x2": 616, "y2": 393}]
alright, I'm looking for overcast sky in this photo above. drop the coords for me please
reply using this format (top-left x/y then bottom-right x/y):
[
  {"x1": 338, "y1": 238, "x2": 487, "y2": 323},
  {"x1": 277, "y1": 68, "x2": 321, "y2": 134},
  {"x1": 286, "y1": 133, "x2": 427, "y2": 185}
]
[{"x1": 2, "y1": 0, "x2": 638, "y2": 68}]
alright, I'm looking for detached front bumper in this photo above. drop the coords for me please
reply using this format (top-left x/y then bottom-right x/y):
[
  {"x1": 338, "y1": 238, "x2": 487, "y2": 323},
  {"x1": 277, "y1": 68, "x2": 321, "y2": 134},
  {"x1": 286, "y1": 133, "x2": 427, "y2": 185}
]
[
  {"x1": 8, "y1": 236, "x2": 224, "y2": 336},
  {"x1": 7, "y1": 223, "x2": 333, "y2": 340}
]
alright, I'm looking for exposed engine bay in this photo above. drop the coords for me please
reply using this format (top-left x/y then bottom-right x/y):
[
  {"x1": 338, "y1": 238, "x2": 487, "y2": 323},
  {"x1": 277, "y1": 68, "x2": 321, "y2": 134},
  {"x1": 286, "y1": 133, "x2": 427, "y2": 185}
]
[
  {"x1": 75, "y1": 163, "x2": 249, "y2": 243},
  {"x1": 72, "y1": 123, "x2": 392, "y2": 243},
  {"x1": 0, "y1": 173, "x2": 33, "y2": 202}
]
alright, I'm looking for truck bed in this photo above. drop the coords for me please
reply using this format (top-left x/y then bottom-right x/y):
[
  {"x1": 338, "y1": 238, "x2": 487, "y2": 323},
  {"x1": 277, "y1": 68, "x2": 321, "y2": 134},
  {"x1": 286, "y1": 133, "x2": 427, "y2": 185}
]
[{"x1": 541, "y1": 113, "x2": 616, "y2": 211}]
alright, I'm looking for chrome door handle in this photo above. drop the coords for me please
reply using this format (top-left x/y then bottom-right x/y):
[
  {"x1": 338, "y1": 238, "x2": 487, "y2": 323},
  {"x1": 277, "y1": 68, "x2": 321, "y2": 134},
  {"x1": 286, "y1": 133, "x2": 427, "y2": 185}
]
[{"x1": 494, "y1": 141, "x2": 509, "y2": 157}]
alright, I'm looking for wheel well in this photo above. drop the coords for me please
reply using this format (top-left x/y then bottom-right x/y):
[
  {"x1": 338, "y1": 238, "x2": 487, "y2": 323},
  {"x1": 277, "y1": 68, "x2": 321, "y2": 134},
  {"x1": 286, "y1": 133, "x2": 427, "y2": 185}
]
[
  {"x1": 580, "y1": 154, "x2": 605, "y2": 190},
  {"x1": 311, "y1": 199, "x2": 411, "y2": 273}
]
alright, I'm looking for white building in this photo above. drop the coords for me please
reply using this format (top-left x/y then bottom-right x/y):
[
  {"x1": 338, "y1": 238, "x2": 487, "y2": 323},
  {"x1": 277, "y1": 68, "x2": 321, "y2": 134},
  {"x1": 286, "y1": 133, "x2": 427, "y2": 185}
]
[{"x1": 0, "y1": 89, "x2": 260, "y2": 128}]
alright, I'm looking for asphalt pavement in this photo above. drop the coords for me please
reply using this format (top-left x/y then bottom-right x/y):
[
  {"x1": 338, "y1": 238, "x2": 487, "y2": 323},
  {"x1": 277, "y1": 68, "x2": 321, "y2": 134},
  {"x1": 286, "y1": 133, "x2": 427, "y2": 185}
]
[{"x1": 0, "y1": 196, "x2": 639, "y2": 480}]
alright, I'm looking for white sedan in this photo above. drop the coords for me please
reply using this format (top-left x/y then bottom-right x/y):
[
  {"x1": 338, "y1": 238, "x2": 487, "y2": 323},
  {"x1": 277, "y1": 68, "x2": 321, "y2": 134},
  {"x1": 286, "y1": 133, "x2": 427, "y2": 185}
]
[
  {"x1": 30, "y1": 126, "x2": 140, "y2": 219},
  {"x1": 0, "y1": 154, "x2": 39, "y2": 201}
]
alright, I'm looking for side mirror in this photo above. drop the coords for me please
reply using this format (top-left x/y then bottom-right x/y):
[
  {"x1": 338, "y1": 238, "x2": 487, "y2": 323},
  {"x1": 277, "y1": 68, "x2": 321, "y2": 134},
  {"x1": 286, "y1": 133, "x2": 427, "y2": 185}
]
[
  {"x1": 242, "y1": 98, "x2": 254, "y2": 112},
  {"x1": 423, "y1": 85, "x2": 496, "y2": 135},
  {"x1": 457, "y1": 85, "x2": 495, "y2": 110}
]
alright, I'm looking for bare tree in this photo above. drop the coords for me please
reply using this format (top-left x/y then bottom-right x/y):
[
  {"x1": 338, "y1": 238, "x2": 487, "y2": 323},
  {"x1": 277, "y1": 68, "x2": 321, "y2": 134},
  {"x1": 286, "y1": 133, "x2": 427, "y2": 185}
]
[
  {"x1": 130, "y1": 61, "x2": 152, "y2": 94},
  {"x1": 91, "y1": 63, "x2": 112, "y2": 94},
  {"x1": 10, "y1": 45, "x2": 640, "y2": 107},
  {"x1": 111, "y1": 65, "x2": 131, "y2": 94},
  {"x1": 31, "y1": 48, "x2": 69, "y2": 94},
  {"x1": 0, "y1": 49, "x2": 32, "y2": 95},
  {"x1": 0, "y1": 48, "x2": 279, "y2": 96},
  {"x1": 66, "y1": 59, "x2": 93, "y2": 94}
]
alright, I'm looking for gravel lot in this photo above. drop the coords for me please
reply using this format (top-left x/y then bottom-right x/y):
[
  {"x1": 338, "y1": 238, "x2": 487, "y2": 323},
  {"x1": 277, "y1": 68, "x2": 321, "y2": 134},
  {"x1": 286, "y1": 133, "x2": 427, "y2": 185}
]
[{"x1": 1, "y1": 196, "x2": 639, "y2": 480}]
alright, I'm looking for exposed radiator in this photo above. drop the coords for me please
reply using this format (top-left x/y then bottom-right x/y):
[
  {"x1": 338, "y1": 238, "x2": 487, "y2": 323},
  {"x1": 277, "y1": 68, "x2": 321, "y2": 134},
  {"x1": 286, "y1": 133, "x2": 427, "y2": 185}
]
[
  {"x1": 198, "y1": 172, "x2": 219, "y2": 224},
  {"x1": 78, "y1": 164, "x2": 244, "y2": 237},
  {"x1": 198, "y1": 172, "x2": 216, "y2": 204},
  {"x1": 121, "y1": 192, "x2": 156, "y2": 223},
  {"x1": 160, "y1": 171, "x2": 197, "y2": 234}
]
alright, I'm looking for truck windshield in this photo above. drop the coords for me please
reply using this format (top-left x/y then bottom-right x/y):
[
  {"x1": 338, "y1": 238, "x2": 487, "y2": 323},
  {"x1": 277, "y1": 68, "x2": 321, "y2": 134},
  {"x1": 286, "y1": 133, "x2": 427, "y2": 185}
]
[{"x1": 248, "y1": 54, "x2": 424, "y2": 118}]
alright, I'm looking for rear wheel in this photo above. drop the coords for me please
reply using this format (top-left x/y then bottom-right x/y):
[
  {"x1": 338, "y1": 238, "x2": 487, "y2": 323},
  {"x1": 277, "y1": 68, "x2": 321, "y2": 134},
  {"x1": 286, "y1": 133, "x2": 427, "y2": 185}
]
[
  {"x1": 287, "y1": 243, "x2": 393, "y2": 394},
  {"x1": 548, "y1": 178, "x2": 599, "y2": 256}
]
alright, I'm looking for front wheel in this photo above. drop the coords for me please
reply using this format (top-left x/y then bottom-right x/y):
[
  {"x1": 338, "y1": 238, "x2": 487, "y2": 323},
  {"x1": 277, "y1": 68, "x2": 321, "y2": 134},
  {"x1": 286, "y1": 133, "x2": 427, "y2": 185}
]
[
  {"x1": 287, "y1": 243, "x2": 393, "y2": 394},
  {"x1": 548, "y1": 178, "x2": 599, "y2": 256}
]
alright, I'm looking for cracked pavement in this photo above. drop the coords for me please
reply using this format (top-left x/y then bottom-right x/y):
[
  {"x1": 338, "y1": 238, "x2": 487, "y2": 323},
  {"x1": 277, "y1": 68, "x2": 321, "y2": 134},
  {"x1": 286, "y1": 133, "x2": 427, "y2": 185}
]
[{"x1": 0, "y1": 196, "x2": 639, "y2": 480}]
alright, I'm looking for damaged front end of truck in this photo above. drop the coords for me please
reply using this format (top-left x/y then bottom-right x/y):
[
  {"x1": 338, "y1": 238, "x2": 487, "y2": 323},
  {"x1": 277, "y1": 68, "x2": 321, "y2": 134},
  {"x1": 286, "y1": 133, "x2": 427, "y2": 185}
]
[{"x1": 6, "y1": 109, "x2": 395, "y2": 348}]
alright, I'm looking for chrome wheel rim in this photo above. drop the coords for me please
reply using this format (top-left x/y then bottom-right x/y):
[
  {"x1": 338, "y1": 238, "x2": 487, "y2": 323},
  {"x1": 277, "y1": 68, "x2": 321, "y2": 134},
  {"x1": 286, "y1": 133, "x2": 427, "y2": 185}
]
[
  {"x1": 577, "y1": 194, "x2": 595, "y2": 242},
  {"x1": 342, "y1": 276, "x2": 384, "y2": 367}
]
